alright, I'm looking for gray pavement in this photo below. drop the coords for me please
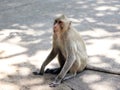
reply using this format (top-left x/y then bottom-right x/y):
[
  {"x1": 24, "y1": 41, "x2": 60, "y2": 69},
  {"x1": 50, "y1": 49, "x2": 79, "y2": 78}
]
[{"x1": 0, "y1": 0, "x2": 120, "y2": 90}]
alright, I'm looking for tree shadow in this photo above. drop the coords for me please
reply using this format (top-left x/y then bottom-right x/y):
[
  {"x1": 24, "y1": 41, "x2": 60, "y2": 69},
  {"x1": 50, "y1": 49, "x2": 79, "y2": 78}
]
[{"x1": 65, "y1": 70, "x2": 120, "y2": 90}]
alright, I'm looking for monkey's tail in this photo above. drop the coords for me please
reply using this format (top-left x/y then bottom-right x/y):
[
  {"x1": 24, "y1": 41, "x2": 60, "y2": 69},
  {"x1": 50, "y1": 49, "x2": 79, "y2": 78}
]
[{"x1": 85, "y1": 65, "x2": 120, "y2": 75}]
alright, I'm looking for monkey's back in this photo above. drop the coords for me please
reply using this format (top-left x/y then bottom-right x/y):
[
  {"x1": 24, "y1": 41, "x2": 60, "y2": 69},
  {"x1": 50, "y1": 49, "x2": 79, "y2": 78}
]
[{"x1": 66, "y1": 28, "x2": 86, "y2": 51}]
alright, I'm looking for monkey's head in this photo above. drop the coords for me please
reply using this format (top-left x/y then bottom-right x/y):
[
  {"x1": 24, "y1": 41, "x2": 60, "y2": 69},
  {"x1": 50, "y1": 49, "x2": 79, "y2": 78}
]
[{"x1": 53, "y1": 15, "x2": 71, "y2": 33}]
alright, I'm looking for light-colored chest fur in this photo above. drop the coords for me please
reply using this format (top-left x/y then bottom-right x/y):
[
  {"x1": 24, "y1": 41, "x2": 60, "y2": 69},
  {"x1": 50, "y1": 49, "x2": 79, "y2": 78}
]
[{"x1": 54, "y1": 33, "x2": 67, "y2": 58}]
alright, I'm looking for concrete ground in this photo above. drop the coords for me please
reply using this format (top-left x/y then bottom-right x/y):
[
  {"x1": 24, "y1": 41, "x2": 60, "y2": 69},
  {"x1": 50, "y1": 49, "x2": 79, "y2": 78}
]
[{"x1": 0, "y1": 0, "x2": 120, "y2": 90}]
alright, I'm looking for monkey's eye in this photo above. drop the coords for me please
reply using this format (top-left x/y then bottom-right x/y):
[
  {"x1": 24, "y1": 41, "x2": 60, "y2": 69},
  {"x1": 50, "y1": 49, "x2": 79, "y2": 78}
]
[
  {"x1": 58, "y1": 21, "x2": 63, "y2": 24},
  {"x1": 54, "y1": 20, "x2": 57, "y2": 24}
]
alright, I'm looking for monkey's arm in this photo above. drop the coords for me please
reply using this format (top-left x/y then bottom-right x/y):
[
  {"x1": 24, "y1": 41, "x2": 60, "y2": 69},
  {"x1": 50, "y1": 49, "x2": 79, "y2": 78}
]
[
  {"x1": 40, "y1": 48, "x2": 58, "y2": 73},
  {"x1": 50, "y1": 43, "x2": 76, "y2": 87},
  {"x1": 33, "y1": 48, "x2": 58, "y2": 75},
  {"x1": 50, "y1": 54, "x2": 76, "y2": 87},
  {"x1": 58, "y1": 56, "x2": 75, "y2": 77}
]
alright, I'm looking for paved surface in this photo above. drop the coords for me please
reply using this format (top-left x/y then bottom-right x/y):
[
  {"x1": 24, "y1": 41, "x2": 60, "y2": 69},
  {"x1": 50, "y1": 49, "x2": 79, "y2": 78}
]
[{"x1": 0, "y1": 0, "x2": 120, "y2": 90}]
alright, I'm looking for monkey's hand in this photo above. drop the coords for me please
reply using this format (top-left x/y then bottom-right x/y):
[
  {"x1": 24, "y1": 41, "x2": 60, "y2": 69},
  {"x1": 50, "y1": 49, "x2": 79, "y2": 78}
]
[{"x1": 33, "y1": 71, "x2": 43, "y2": 75}]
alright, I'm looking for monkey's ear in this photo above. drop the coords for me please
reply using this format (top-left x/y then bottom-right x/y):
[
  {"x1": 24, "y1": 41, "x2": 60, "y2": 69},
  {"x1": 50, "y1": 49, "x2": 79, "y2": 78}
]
[
  {"x1": 61, "y1": 14, "x2": 65, "y2": 17},
  {"x1": 61, "y1": 14, "x2": 67, "y2": 19}
]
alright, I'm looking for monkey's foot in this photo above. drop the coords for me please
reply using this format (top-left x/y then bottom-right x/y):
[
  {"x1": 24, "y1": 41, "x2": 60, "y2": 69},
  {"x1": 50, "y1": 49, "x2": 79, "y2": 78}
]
[
  {"x1": 45, "y1": 68, "x2": 61, "y2": 74},
  {"x1": 49, "y1": 81, "x2": 60, "y2": 87},
  {"x1": 33, "y1": 71, "x2": 43, "y2": 75},
  {"x1": 63, "y1": 73, "x2": 76, "y2": 81}
]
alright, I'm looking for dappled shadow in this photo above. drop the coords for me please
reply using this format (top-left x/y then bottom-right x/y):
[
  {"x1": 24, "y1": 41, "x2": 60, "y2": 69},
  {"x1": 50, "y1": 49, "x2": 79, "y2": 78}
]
[
  {"x1": 0, "y1": 0, "x2": 120, "y2": 89},
  {"x1": 0, "y1": 0, "x2": 120, "y2": 56},
  {"x1": 111, "y1": 44, "x2": 120, "y2": 50},
  {"x1": 65, "y1": 70, "x2": 120, "y2": 90},
  {"x1": 0, "y1": 63, "x2": 53, "y2": 90}
]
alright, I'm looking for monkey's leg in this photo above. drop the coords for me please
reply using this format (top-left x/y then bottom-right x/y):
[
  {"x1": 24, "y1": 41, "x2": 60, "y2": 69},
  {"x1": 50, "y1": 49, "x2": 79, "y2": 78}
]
[
  {"x1": 63, "y1": 72, "x2": 76, "y2": 81},
  {"x1": 58, "y1": 51, "x2": 65, "y2": 68},
  {"x1": 50, "y1": 58, "x2": 76, "y2": 87},
  {"x1": 62, "y1": 60, "x2": 79, "y2": 80},
  {"x1": 45, "y1": 51, "x2": 65, "y2": 74},
  {"x1": 45, "y1": 68, "x2": 61, "y2": 74}
]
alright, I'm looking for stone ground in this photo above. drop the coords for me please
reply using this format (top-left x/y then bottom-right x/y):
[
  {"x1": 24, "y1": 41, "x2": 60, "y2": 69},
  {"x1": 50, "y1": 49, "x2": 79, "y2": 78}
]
[{"x1": 0, "y1": 0, "x2": 120, "y2": 90}]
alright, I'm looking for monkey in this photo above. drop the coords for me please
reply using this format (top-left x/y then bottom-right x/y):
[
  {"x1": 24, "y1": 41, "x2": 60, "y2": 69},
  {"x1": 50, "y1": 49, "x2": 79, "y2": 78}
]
[{"x1": 33, "y1": 14, "x2": 88, "y2": 87}]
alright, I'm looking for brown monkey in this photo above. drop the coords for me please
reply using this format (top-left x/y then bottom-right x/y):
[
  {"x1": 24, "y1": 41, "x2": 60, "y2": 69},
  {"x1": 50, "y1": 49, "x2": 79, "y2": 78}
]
[{"x1": 33, "y1": 15, "x2": 88, "y2": 87}]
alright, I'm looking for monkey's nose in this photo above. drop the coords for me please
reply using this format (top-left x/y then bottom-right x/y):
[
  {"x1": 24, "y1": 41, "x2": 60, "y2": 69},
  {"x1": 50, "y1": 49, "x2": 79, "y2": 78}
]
[
  {"x1": 53, "y1": 28, "x2": 56, "y2": 33},
  {"x1": 53, "y1": 26, "x2": 57, "y2": 29},
  {"x1": 53, "y1": 27, "x2": 57, "y2": 32}
]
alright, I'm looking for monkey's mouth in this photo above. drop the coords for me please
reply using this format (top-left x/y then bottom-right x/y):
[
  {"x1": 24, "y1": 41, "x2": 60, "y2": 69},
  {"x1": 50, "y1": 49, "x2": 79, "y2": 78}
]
[
  {"x1": 53, "y1": 29, "x2": 58, "y2": 33},
  {"x1": 53, "y1": 29, "x2": 56, "y2": 33}
]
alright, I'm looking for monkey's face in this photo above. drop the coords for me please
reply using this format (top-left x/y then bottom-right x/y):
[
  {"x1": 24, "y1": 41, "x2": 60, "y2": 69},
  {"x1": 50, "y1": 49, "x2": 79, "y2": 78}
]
[
  {"x1": 53, "y1": 19, "x2": 71, "y2": 34},
  {"x1": 53, "y1": 15, "x2": 71, "y2": 34},
  {"x1": 53, "y1": 20, "x2": 63, "y2": 33}
]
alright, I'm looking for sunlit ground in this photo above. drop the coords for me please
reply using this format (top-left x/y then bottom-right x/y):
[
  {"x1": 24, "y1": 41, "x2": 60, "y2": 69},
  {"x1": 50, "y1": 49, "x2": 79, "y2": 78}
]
[{"x1": 0, "y1": 26, "x2": 119, "y2": 89}]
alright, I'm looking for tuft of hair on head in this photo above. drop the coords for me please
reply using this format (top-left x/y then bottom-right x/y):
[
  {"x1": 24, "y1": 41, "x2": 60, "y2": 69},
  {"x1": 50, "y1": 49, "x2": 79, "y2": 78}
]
[
  {"x1": 60, "y1": 14, "x2": 66, "y2": 19},
  {"x1": 55, "y1": 14, "x2": 67, "y2": 19},
  {"x1": 58, "y1": 14, "x2": 70, "y2": 22}
]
